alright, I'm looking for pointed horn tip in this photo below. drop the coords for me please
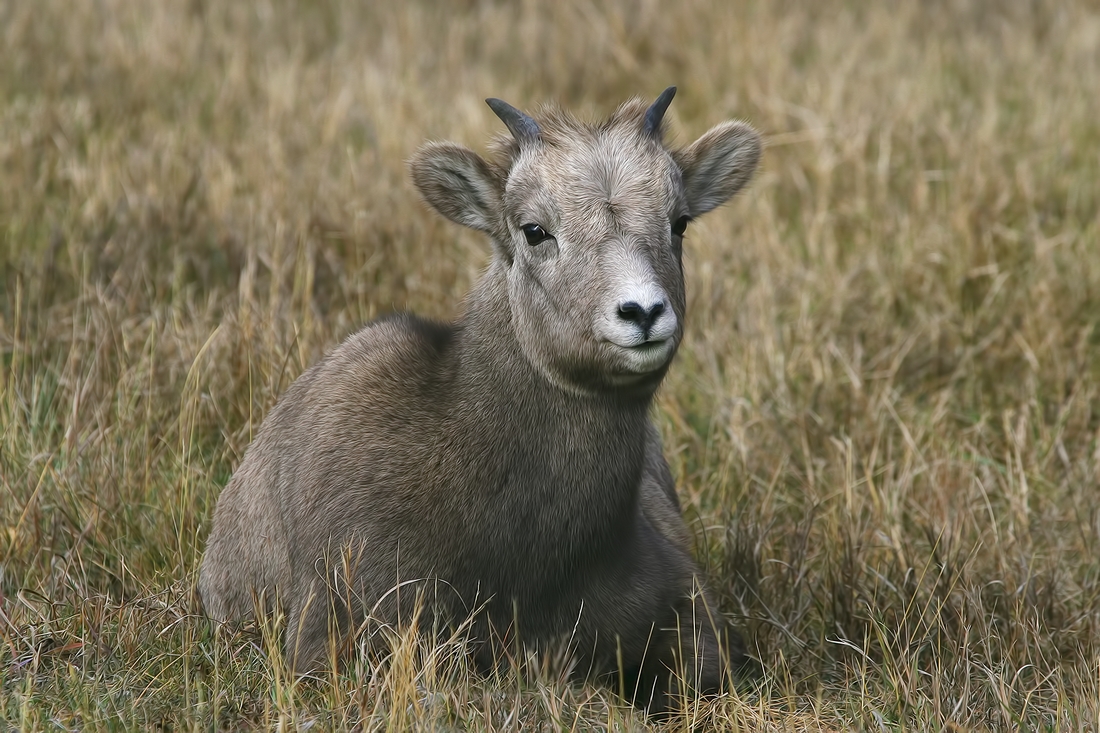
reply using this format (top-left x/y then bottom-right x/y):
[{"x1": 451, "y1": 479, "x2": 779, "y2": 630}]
[
  {"x1": 486, "y1": 96, "x2": 541, "y2": 142},
  {"x1": 644, "y1": 86, "x2": 679, "y2": 136},
  {"x1": 485, "y1": 97, "x2": 521, "y2": 118}
]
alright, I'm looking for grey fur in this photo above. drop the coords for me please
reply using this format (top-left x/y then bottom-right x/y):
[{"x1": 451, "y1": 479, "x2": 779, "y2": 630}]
[{"x1": 198, "y1": 91, "x2": 762, "y2": 712}]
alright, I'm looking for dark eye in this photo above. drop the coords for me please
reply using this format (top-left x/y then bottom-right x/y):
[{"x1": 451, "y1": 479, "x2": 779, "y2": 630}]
[
  {"x1": 521, "y1": 223, "x2": 551, "y2": 245},
  {"x1": 671, "y1": 215, "x2": 691, "y2": 237}
]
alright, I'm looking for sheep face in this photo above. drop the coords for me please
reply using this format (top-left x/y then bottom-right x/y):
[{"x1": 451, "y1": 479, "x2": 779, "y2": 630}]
[{"x1": 411, "y1": 89, "x2": 761, "y2": 395}]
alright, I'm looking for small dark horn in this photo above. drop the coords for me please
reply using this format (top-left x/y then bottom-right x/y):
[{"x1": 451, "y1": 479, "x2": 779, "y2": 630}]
[
  {"x1": 643, "y1": 86, "x2": 677, "y2": 137},
  {"x1": 486, "y1": 97, "x2": 541, "y2": 145}
]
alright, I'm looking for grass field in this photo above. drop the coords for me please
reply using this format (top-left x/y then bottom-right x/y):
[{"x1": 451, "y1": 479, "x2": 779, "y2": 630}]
[{"x1": 3, "y1": 0, "x2": 1100, "y2": 729}]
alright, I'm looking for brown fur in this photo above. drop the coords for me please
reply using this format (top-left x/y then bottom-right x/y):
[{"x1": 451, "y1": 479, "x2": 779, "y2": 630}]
[{"x1": 198, "y1": 90, "x2": 762, "y2": 712}]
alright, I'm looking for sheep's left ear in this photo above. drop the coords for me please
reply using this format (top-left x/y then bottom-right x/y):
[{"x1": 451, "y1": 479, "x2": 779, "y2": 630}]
[
  {"x1": 410, "y1": 142, "x2": 502, "y2": 233},
  {"x1": 674, "y1": 121, "x2": 762, "y2": 217}
]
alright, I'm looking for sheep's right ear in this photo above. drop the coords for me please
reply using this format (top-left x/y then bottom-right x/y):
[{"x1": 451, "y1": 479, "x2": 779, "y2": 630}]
[{"x1": 410, "y1": 142, "x2": 502, "y2": 233}]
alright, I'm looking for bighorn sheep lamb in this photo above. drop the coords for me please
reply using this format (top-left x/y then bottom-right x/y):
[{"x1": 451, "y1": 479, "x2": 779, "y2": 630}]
[{"x1": 199, "y1": 87, "x2": 762, "y2": 711}]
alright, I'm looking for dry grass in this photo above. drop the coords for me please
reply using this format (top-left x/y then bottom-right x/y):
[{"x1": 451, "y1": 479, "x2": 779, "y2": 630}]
[{"x1": 2, "y1": 0, "x2": 1100, "y2": 729}]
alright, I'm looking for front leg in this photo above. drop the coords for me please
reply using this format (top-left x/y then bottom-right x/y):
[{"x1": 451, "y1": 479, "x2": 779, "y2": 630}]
[
  {"x1": 617, "y1": 423, "x2": 752, "y2": 711},
  {"x1": 624, "y1": 585, "x2": 743, "y2": 714},
  {"x1": 568, "y1": 518, "x2": 738, "y2": 714}
]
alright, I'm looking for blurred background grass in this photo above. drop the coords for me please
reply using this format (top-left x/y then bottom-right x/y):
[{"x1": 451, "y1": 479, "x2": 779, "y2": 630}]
[{"x1": 2, "y1": 0, "x2": 1099, "y2": 729}]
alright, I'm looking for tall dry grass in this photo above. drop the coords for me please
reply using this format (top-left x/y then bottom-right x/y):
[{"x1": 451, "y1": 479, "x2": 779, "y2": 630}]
[{"x1": 2, "y1": 0, "x2": 1099, "y2": 729}]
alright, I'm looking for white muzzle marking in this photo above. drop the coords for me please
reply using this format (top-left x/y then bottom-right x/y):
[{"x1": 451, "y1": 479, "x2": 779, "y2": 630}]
[
  {"x1": 596, "y1": 282, "x2": 678, "y2": 373},
  {"x1": 594, "y1": 245, "x2": 679, "y2": 373}
]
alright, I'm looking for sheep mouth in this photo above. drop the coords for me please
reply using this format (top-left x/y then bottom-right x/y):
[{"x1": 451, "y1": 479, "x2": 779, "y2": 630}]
[{"x1": 607, "y1": 338, "x2": 675, "y2": 374}]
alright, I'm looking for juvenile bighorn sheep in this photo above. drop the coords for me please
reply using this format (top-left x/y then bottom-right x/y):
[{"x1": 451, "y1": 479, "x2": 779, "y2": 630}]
[{"x1": 199, "y1": 87, "x2": 761, "y2": 711}]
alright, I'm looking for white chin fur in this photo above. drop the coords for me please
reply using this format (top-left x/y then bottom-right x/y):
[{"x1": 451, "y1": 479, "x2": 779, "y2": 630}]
[{"x1": 611, "y1": 339, "x2": 675, "y2": 373}]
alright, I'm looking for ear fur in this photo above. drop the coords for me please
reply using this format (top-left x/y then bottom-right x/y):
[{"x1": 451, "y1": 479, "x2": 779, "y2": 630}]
[
  {"x1": 675, "y1": 121, "x2": 762, "y2": 217},
  {"x1": 410, "y1": 142, "x2": 502, "y2": 233}
]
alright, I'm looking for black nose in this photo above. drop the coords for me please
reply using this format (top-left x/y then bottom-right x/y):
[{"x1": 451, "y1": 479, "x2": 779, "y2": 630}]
[{"x1": 617, "y1": 301, "x2": 665, "y2": 334}]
